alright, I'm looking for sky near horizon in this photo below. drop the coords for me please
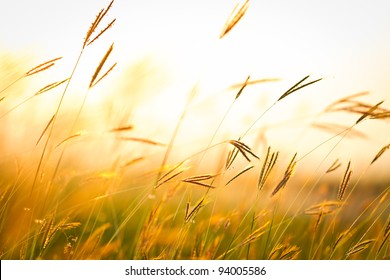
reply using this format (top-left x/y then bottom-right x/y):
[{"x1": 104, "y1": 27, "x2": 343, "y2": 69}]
[
  {"x1": 1, "y1": 0, "x2": 390, "y2": 95},
  {"x1": 1, "y1": 0, "x2": 390, "y2": 174}
]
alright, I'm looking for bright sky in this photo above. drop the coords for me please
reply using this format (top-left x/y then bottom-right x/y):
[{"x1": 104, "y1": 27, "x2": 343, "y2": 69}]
[{"x1": 1, "y1": 0, "x2": 390, "y2": 175}]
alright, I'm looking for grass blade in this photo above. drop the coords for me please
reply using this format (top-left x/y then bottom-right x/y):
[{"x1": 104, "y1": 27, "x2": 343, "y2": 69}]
[
  {"x1": 337, "y1": 161, "x2": 352, "y2": 201},
  {"x1": 89, "y1": 43, "x2": 114, "y2": 88},
  {"x1": 220, "y1": 0, "x2": 250, "y2": 39},
  {"x1": 370, "y1": 143, "x2": 390, "y2": 165},
  {"x1": 271, "y1": 153, "x2": 297, "y2": 196}
]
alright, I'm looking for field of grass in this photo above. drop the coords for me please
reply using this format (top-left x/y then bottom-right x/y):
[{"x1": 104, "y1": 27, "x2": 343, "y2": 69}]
[{"x1": 0, "y1": 1, "x2": 389, "y2": 260}]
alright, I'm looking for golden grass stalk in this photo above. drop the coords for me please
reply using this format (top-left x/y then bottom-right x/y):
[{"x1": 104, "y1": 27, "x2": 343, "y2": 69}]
[
  {"x1": 240, "y1": 75, "x2": 322, "y2": 138},
  {"x1": 89, "y1": 43, "x2": 114, "y2": 88},
  {"x1": 24, "y1": 57, "x2": 62, "y2": 77},
  {"x1": 337, "y1": 161, "x2": 352, "y2": 200},
  {"x1": 332, "y1": 229, "x2": 353, "y2": 253},
  {"x1": 355, "y1": 101, "x2": 384, "y2": 124},
  {"x1": 311, "y1": 122, "x2": 366, "y2": 139},
  {"x1": 258, "y1": 146, "x2": 279, "y2": 190},
  {"x1": 385, "y1": 218, "x2": 390, "y2": 237},
  {"x1": 75, "y1": 223, "x2": 111, "y2": 259},
  {"x1": 0, "y1": 78, "x2": 69, "y2": 120},
  {"x1": 220, "y1": 0, "x2": 250, "y2": 39},
  {"x1": 108, "y1": 125, "x2": 134, "y2": 132},
  {"x1": 271, "y1": 153, "x2": 297, "y2": 196},
  {"x1": 371, "y1": 143, "x2": 390, "y2": 165},
  {"x1": 304, "y1": 201, "x2": 343, "y2": 232},
  {"x1": 55, "y1": 133, "x2": 82, "y2": 148},
  {"x1": 225, "y1": 146, "x2": 240, "y2": 170},
  {"x1": 183, "y1": 174, "x2": 217, "y2": 181},
  {"x1": 182, "y1": 181, "x2": 215, "y2": 189},
  {"x1": 118, "y1": 136, "x2": 165, "y2": 146},
  {"x1": 136, "y1": 205, "x2": 163, "y2": 258},
  {"x1": 229, "y1": 78, "x2": 280, "y2": 89},
  {"x1": 87, "y1": 18, "x2": 116, "y2": 47},
  {"x1": 239, "y1": 221, "x2": 270, "y2": 247},
  {"x1": 269, "y1": 243, "x2": 301, "y2": 260},
  {"x1": 40, "y1": 216, "x2": 55, "y2": 251},
  {"x1": 32, "y1": 2, "x2": 116, "y2": 194},
  {"x1": 83, "y1": 0, "x2": 114, "y2": 47},
  {"x1": 326, "y1": 158, "x2": 342, "y2": 173},
  {"x1": 227, "y1": 140, "x2": 259, "y2": 162},
  {"x1": 277, "y1": 75, "x2": 322, "y2": 102},
  {"x1": 90, "y1": 62, "x2": 117, "y2": 88},
  {"x1": 1, "y1": 57, "x2": 62, "y2": 95},
  {"x1": 325, "y1": 93, "x2": 390, "y2": 121},
  {"x1": 155, "y1": 170, "x2": 184, "y2": 189},
  {"x1": 304, "y1": 200, "x2": 343, "y2": 216},
  {"x1": 34, "y1": 78, "x2": 70, "y2": 96},
  {"x1": 370, "y1": 111, "x2": 390, "y2": 120},
  {"x1": 226, "y1": 165, "x2": 254, "y2": 186},
  {"x1": 155, "y1": 161, "x2": 188, "y2": 189},
  {"x1": 36, "y1": 114, "x2": 55, "y2": 146},
  {"x1": 185, "y1": 196, "x2": 208, "y2": 224},
  {"x1": 182, "y1": 174, "x2": 217, "y2": 189},
  {"x1": 325, "y1": 91, "x2": 369, "y2": 111},
  {"x1": 234, "y1": 75, "x2": 251, "y2": 100},
  {"x1": 345, "y1": 239, "x2": 375, "y2": 258},
  {"x1": 377, "y1": 218, "x2": 390, "y2": 255}
]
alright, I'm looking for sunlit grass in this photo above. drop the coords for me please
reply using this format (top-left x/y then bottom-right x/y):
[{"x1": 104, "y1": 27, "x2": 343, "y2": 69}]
[{"x1": 0, "y1": 0, "x2": 389, "y2": 260}]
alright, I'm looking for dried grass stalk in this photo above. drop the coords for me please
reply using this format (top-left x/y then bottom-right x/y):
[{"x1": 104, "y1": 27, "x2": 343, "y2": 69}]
[
  {"x1": 356, "y1": 101, "x2": 384, "y2": 124},
  {"x1": 55, "y1": 133, "x2": 82, "y2": 148},
  {"x1": 36, "y1": 114, "x2": 55, "y2": 146},
  {"x1": 25, "y1": 57, "x2": 62, "y2": 77},
  {"x1": 304, "y1": 200, "x2": 343, "y2": 215},
  {"x1": 227, "y1": 140, "x2": 259, "y2": 162},
  {"x1": 346, "y1": 239, "x2": 375, "y2": 258},
  {"x1": 108, "y1": 125, "x2": 134, "y2": 132},
  {"x1": 226, "y1": 165, "x2": 254, "y2": 186},
  {"x1": 229, "y1": 78, "x2": 280, "y2": 89},
  {"x1": 40, "y1": 216, "x2": 55, "y2": 250},
  {"x1": 325, "y1": 92, "x2": 369, "y2": 111},
  {"x1": 377, "y1": 218, "x2": 390, "y2": 254},
  {"x1": 311, "y1": 122, "x2": 366, "y2": 139},
  {"x1": 235, "y1": 75, "x2": 251, "y2": 100},
  {"x1": 89, "y1": 43, "x2": 114, "y2": 88},
  {"x1": 337, "y1": 161, "x2": 352, "y2": 200},
  {"x1": 326, "y1": 159, "x2": 342, "y2": 173},
  {"x1": 87, "y1": 18, "x2": 116, "y2": 47},
  {"x1": 182, "y1": 180, "x2": 215, "y2": 189},
  {"x1": 118, "y1": 136, "x2": 165, "y2": 146},
  {"x1": 239, "y1": 221, "x2": 270, "y2": 247},
  {"x1": 34, "y1": 78, "x2": 69, "y2": 96},
  {"x1": 91, "y1": 62, "x2": 117, "y2": 88},
  {"x1": 155, "y1": 165, "x2": 186, "y2": 189},
  {"x1": 371, "y1": 143, "x2": 390, "y2": 165},
  {"x1": 271, "y1": 153, "x2": 297, "y2": 196},
  {"x1": 156, "y1": 161, "x2": 187, "y2": 188},
  {"x1": 332, "y1": 229, "x2": 352, "y2": 252},
  {"x1": 84, "y1": 0, "x2": 114, "y2": 47},
  {"x1": 258, "y1": 146, "x2": 278, "y2": 190},
  {"x1": 225, "y1": 147, "x2": 240, "y2": 170},
  {"x1": 220, "y1": 0, "x2": 250, "y2": 39},
  {"x1": 277, "y1": 75, "x2": 322, "y2": 102},
  {"x1": 185, "y1": 197, "x2": 207, "y2": 223},
  {"x1": 182, "y1": 174, "x2": 217, "y2": 189}
]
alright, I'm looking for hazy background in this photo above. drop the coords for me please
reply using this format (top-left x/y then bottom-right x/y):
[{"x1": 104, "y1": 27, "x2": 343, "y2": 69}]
[{"x1": 1, "y1": 0, "x2": 390, "y2": 179}]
